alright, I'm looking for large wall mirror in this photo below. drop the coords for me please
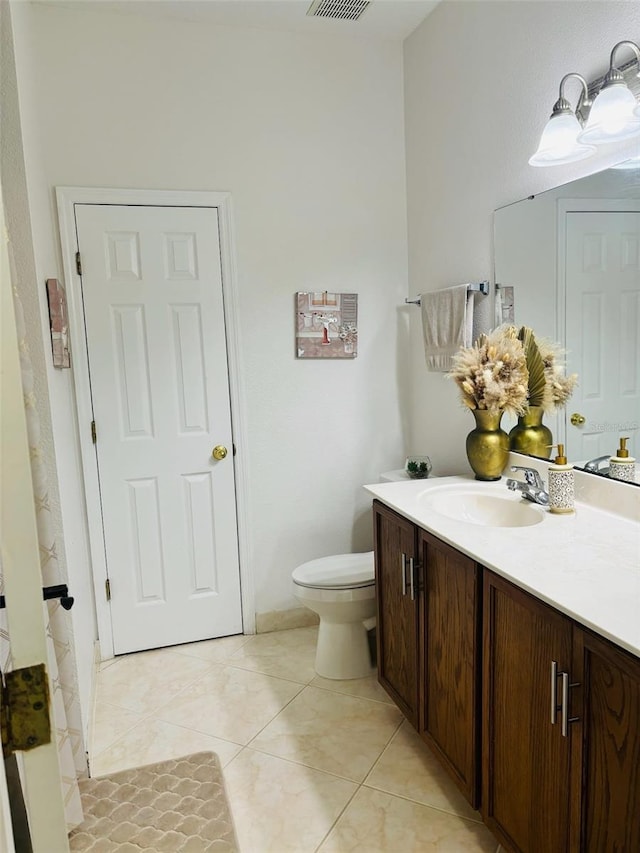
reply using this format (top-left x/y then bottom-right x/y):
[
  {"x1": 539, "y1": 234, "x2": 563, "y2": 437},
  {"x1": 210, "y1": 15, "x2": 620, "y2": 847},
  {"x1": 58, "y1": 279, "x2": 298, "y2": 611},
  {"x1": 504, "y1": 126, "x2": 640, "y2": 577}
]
[{"x1": 494, "y1": 158, "x2": 640, "y2": 485}]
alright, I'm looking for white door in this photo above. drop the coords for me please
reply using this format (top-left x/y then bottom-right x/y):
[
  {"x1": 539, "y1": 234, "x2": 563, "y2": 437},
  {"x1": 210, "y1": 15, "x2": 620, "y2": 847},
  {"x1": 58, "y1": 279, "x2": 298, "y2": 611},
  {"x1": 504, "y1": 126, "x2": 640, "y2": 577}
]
[
  {"x1": 1, "y1": 213, "x2": 68, "y2": 849},
  {"x1": 75, "y1": 204, "x2": 242, "y2": 655},
  {"x1": 564, "y1": 211, "x2": 640, "y2": 462}
]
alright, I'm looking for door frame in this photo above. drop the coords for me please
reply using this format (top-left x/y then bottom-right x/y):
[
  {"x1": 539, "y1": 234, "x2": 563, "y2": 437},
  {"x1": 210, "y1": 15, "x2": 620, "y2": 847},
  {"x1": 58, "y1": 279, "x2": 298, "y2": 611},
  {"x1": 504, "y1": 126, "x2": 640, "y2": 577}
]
[
  {"x1": 56, "y1": 187, "x2": 255, "y2": 659},
  {"x1": 556, "y1": 197, "x2": 640, "y2": 453}
]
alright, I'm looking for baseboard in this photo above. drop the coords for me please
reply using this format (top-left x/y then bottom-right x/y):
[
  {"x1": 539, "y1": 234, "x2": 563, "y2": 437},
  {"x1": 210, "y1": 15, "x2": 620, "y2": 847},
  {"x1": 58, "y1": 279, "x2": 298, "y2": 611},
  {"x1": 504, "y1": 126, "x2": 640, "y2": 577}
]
[{"x1": 255, "y1": 607, "x2": 319, "y2": 634}]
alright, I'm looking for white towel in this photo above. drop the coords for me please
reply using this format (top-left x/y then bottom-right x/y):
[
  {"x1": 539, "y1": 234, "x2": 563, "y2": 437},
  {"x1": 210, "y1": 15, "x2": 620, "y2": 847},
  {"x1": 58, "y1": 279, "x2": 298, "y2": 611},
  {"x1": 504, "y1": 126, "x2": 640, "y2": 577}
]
[{"x1": 421, "y1": 284, "x2": 474, "y2": 372}]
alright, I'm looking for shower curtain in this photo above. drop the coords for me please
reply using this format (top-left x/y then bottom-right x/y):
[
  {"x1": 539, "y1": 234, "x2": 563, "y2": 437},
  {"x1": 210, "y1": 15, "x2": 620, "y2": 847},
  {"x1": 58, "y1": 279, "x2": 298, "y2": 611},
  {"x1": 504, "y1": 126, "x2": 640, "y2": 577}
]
[{"x1": 0, "y1": 283, "x2": 84, "y2": 831}]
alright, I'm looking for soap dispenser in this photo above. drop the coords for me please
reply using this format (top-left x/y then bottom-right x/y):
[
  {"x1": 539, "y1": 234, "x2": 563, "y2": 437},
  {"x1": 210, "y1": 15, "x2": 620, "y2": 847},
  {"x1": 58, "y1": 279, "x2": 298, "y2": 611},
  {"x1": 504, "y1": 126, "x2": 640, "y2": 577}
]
[
  {"x1": 548, "y1": 444, "x2": 574, "y2": 514},
  {"x1": 609, "y1": 437, "x2": 636, "y2": 483}
]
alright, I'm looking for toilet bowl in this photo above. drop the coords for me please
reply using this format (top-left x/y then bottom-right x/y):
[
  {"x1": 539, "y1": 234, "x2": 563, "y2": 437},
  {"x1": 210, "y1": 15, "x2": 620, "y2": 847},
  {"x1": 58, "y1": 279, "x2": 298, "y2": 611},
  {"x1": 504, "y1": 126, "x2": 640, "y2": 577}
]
[{"x1": 292, "y1": 551, "x2": 375, "y2": 680}]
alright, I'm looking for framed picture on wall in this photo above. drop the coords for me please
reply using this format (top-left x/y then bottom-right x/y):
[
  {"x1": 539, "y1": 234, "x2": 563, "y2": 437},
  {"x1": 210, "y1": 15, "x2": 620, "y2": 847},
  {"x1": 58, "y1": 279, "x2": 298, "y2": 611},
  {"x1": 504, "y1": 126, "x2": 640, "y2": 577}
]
[{"x1": 295, "y1": 292, "x2": 358, "y2": 359}]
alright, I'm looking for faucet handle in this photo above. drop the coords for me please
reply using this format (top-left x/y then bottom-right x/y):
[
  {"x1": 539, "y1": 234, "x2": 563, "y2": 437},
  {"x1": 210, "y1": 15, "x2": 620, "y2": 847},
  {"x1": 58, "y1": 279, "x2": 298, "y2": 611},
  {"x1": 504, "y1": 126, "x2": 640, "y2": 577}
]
[{"x1": 510, "y1": 466, "x2": 544, "y2": 488}]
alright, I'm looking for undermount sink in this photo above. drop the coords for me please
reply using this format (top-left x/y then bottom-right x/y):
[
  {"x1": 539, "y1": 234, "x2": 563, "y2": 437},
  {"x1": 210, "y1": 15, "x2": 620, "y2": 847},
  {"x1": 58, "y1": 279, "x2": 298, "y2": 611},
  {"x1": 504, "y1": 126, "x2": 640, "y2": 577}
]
[{"x1": 419, "y1": 484, "x2": 545, "y2": 528}]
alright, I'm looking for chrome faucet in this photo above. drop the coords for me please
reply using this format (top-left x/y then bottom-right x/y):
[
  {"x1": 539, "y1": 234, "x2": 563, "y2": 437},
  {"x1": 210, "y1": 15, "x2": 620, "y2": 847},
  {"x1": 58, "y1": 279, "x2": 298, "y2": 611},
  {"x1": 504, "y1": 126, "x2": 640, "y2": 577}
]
[
  {"x1": 583, "y1": 455, "x2": 610, "y2": 475},
  {"x1": 506, "y1": 466, "x2": 550, "y2": 506}
]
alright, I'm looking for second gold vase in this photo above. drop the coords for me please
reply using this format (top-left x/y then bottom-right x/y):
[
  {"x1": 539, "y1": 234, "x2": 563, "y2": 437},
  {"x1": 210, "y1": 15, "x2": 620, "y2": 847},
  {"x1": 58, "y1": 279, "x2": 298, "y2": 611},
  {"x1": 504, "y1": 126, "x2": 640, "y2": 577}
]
[{"x1": 508, "y1": 406, "x2": 552, "y2": 459}]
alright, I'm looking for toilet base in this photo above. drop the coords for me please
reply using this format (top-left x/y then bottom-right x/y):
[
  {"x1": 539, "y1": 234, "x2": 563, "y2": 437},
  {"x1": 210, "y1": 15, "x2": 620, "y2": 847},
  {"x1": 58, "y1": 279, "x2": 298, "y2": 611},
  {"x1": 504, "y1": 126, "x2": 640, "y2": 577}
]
[{"x1": 315, "y1": 620, "x2": 374, "y2": 680}]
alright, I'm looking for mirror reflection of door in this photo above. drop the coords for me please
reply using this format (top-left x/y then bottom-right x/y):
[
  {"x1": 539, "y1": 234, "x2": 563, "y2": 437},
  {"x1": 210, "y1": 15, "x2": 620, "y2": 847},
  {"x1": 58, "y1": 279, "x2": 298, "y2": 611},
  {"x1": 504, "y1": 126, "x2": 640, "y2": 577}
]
[{"x1": 564, "y1": 209, "x2": 640, "y2": 463}]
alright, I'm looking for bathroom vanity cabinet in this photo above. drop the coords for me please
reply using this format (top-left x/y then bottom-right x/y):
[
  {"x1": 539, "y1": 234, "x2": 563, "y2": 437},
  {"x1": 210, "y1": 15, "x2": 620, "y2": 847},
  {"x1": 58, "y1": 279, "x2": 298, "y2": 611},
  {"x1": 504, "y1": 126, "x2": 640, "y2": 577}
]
[
  {"x1": 483, "y1": 570, "x2": 640, "y2": 853},
  {"x1": 373, "y1": 501, "x2": 481, "y2": 807},
  {"x1": 373, "y1": 502, "x2": 420, "y2": 727},
  {"x1": 372, "y1": 497, "x2": 640, "y2": 852}
]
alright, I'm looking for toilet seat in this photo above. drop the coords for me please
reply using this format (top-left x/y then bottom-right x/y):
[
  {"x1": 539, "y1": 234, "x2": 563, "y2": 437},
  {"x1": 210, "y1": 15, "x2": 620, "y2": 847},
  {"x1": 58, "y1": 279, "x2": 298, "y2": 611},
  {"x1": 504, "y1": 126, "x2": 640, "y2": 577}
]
[{"x1": 292, "y1": 552, "x2": 374, "y2": 590}]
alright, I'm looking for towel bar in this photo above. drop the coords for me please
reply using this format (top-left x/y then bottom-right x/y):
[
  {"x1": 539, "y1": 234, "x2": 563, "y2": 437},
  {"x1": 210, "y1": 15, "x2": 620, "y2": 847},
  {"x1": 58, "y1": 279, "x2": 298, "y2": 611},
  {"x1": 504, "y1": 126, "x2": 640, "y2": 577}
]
[{"x1": 405, "y1": 281, "x2": 489, "y2": 305}]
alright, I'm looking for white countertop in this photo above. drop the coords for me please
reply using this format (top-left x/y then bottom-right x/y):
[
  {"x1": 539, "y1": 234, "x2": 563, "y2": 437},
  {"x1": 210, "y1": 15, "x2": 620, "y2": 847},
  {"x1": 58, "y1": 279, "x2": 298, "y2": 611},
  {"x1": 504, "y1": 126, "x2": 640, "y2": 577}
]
[{"x1": 364, "y1": 475, "x2": 640, "y2": 658}]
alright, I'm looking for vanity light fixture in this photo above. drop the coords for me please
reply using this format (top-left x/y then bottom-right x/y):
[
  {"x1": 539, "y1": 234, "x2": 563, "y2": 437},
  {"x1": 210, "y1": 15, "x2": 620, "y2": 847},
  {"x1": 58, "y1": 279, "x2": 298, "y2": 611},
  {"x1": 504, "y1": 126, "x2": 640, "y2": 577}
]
[
  {"x1": 530, "y1": 40, "x2": 640, "y2": 167},
  {"x1": 577, "y1": 41, "x2": 640, "y2": 145},
  {"x1": 529, "y1": 73, "x2": 595, "y2": 167}
]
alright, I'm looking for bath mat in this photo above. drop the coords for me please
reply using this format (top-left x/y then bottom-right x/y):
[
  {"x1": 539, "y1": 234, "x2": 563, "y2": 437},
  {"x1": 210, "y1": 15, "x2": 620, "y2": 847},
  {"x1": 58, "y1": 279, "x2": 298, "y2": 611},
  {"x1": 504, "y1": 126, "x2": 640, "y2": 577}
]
[{"x1": 69, "y1": 751, "x2": 239, "y2": 852}]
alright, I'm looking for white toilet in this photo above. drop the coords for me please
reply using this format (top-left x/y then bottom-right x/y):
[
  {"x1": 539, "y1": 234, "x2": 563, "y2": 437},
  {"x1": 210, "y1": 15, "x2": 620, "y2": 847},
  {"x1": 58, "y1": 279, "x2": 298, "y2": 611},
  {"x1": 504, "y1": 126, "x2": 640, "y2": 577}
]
[{"x1": 292, "y1": 551, "x2": 376, "y2": 680}]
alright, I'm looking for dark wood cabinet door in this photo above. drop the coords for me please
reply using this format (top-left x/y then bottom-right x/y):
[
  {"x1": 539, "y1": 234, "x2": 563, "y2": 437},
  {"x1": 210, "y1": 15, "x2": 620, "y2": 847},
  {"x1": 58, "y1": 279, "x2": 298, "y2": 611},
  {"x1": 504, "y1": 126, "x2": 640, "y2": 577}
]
[
  {"x1": 419, "y1": 530, "x2": 481, "y2": 807},
  {"x1": 483, "y1": 571, "x2": 573, "y2": 853},
  {"x1": 570, "y1": 629, "x2": 640, "y2": 852},
  {"x1": 373, "y1": 501, "x2": 419, "y2": 727}
]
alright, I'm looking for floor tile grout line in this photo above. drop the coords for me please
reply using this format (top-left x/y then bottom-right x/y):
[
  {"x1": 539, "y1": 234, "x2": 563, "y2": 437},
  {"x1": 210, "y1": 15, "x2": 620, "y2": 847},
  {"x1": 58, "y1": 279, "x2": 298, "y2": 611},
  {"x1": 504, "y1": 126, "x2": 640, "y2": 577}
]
[
  {"x1": 89, "y1": 711, "x2": 242, "y2": 773},
  {"x1": 359, "y1": 718, "x2": 486, "y2": 825},
  {"x1": 314, "y1": 784, "x2": 493, "y2": 853},
  {"x1": 243, "y1": 685, "x2": 405, "y2": 786},
  {"x1": 359, "y1": 781, "x2": 485, "y2": 824},
  {"x1": 241, "y1": 681, "x2": 309, "y2": 748},
  {"x1": 235, "y1": 743, "x2": 367, "y2": 787},
  {"x1": 246, "y1": 742, "x2": 367, "y2": 786},
  {"x1": 361, "y1": 715, "x2": 405, "y2": 786},
  {"x1": 216, "y1": 659, "x2": 316, "y2": 686},
  {"x1": 307, "y1": 680, "x2": 395, "y2": 706},
  {"x1": 243, "y1": 680, "x2": 403, "y2": 756},
  {"x1": 313, "y1": 778, "x2": 363, "y2": 853},
  {"x1": 168, "y1": 634, "x2": 254, "y2": 660},
  {"x1": 94, "y1": 658, "x2": 223, "y2": 721},
  {"x1": 300, "y1": 681, "x2": 409, "y2": 711}
]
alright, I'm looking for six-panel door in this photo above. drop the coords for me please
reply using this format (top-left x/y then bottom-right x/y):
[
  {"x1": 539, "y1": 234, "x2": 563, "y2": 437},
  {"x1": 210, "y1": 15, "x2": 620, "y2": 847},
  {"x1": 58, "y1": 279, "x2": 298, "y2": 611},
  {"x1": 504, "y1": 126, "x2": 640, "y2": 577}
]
[{"x1": 75, "y1": 204, "x2": 243, "y2": 654}]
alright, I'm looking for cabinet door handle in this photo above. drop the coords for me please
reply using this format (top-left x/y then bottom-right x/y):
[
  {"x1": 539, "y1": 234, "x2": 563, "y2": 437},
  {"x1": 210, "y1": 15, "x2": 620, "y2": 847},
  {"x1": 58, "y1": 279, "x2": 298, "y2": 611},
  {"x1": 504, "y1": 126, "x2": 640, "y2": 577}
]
[
  {"x1": 401, "y1": 553, "x2": 407, "y2": 597},
  {"x1": 551, "y1": 660, "x2": 559, "y2": 724},
  {"x1": 560, "y1": 671, "x2": 580, "y2": 737}
]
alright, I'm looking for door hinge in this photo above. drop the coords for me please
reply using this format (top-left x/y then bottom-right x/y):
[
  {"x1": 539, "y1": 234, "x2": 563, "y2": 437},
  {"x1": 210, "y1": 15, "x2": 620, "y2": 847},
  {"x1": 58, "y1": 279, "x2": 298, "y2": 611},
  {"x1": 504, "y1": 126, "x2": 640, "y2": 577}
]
[
  {"x1": 75, "y1": 251, "x2": 82, "y2": 275},
  {"x1": 1, "y1": 664, "x2": 52, "y2": 758},
  {"x1": 105, "y1": 578, "x2": 111, "y2": 601},
  {"x1": 233, "y1": 443, "x2": 237, "y2": 457},
  {"x1": 91, "y1": 420, "x2": 97, "y2": 443}
]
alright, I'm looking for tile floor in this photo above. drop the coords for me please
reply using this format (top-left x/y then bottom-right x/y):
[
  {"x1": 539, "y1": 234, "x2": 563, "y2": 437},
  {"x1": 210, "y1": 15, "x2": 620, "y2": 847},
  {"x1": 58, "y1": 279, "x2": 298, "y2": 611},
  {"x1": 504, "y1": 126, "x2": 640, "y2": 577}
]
[{"x1": 91, "y1": 626, "x2": 502, "y2": 852}]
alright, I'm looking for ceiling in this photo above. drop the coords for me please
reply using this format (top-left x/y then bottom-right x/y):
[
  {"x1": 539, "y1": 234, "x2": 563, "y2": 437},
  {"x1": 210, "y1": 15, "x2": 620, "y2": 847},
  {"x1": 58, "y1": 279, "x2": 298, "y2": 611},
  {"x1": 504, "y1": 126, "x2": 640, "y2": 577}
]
[{"x1": 38, "y1": 0, "x2": 440, "y2": 41}]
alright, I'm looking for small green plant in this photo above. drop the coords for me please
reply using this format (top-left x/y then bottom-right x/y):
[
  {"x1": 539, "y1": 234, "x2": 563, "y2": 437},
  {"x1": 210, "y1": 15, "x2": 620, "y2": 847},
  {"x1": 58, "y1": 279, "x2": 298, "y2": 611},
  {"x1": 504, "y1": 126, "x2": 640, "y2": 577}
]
[{"x1": 406, "y1": 460, "x2": 431, "y2": 479}]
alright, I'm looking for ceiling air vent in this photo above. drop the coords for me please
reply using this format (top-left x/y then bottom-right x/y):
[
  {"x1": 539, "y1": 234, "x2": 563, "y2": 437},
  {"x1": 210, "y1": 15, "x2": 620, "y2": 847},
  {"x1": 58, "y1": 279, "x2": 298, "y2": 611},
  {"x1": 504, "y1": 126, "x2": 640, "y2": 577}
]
[{"x1": 307, "y1": 0, "x2": 371, "y2": 22}]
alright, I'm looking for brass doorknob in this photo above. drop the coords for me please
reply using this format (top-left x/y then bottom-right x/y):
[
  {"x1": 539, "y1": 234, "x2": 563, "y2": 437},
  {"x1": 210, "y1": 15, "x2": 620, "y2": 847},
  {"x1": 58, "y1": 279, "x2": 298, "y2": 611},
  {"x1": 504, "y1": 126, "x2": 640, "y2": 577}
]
[
  {"x1": 212, "y1": 445, "x2": 228, "y2": 460},
  {"x1": 570, "y1": 413, "x2": 586, "y2": 426}
]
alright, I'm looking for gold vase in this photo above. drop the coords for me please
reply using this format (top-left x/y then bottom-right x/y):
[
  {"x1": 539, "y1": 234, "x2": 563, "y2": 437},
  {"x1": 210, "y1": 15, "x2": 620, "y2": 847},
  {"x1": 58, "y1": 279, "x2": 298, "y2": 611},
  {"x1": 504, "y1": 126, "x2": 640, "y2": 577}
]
[
  {"x1": 466, "y1": 410, "x2": 510, "y2": 481},
  {"x1": 508, "y1": 406, "x2": 552, "y2": 459}
]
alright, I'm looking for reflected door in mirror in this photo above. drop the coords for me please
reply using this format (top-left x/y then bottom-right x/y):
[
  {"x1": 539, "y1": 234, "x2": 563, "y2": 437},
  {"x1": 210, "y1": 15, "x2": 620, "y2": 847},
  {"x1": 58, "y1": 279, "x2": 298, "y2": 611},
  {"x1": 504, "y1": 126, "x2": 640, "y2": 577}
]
[{"x1": 565, "y1": 211, "x2": 640, "y2": 461}]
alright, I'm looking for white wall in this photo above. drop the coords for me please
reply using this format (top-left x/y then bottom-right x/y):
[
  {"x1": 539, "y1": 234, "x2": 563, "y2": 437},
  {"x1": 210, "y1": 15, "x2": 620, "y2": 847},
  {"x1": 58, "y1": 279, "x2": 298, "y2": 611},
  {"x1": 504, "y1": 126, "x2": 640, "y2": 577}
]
[
  {"x1": 11, "y1": 1, "x2": 410, "y2": 659},
  {"x1": 404, "y1": 0, "x2": 640, "y2": 476}
]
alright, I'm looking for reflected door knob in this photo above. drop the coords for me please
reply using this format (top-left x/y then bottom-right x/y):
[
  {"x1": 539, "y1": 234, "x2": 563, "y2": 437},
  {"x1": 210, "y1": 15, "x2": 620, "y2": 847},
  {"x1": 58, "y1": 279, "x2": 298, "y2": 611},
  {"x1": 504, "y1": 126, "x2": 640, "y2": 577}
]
[
  {"x1": 570, "y1": 413, "x2": 586, "y2": 426},
  {"x1": 212, "y1": 445, "x2": 228, "y2": 460}
]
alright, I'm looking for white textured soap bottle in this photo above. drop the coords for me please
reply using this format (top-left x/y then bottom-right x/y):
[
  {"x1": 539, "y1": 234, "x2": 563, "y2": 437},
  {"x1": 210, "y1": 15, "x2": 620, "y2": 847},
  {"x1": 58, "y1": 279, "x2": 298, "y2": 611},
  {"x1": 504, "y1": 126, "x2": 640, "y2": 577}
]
[
  {"x1": 548, "y1": 444, "x2": 574, "y2": 514},
  {"x1": 609, "y1": 437, "x2": 636, "y2": 483}
]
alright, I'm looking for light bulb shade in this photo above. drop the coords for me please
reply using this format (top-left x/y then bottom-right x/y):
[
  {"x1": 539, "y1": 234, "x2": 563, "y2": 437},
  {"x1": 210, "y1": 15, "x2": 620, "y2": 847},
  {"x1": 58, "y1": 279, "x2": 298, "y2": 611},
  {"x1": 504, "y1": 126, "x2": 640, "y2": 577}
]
[
  {"x1": 529, "y1": 112, "x2": 596, "y2": 166},
  {"x1": 578, "y1": 82, "x2": 640, "y2": 144}
]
